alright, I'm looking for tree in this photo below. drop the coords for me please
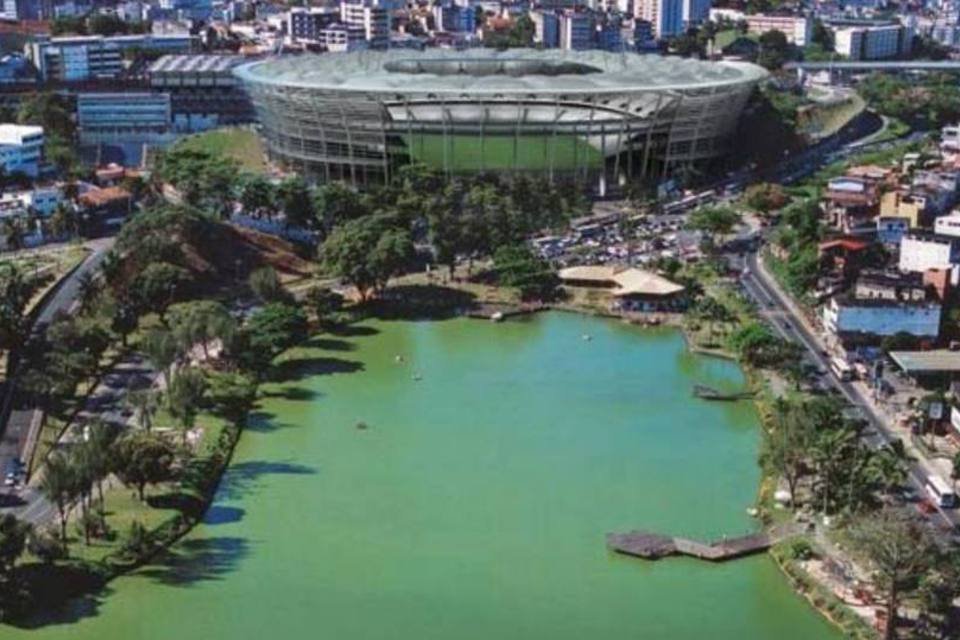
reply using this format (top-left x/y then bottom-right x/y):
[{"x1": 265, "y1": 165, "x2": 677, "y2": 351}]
[
  {"x1": 305, "y1": 286, "x2": 344, "y2": 326},
  {"x1": 87, "y1": 13, "x2": 130, "y2": 36},
  {"x1": 142, "y1": 328, "x2": 180, "y2": 387},
  {"x1": 314, "y1": 182, "x2": 367, "y2": 231},
  {"x1": 686, "y1": 206, "x2": 741, "y2": 251},
  {"x1": 47, "y1": 203, "x2": 78, "y2": 239},
  {"x1": 760, "y1": 399, "x2": 811, "y2": 509},
  {"x1": 0, "y1": 514, "x2": 29, "y2": 579},
  {"x1": 492, "y1": 244, "x2": 559, "y2": 301},
  {"x1": 111, "y1": 432, "x2": 177, "y2": 502},
  {"x1": 132, "y1": 262, "x2": 191, "y2": 321},
  {"x1": 244, "y1": 303, "x2": 308, "y2": 357},
  {"x1": 757, "y1": 29, "x2": 790, "y2": 70},
  {"x1": 83, "y1": 420, "x2": 116, "y2": 531},
  {"x1": 852, "y1": 509, "x2": 935, "y2": 640},
  {"x1": 167, "y1": 366, "x2": 208, "y2": 445},
  {"x1": 39, "y1": 453, "x2": 77, "y2": 544},
  {"x1": 248, "y1": 266, "x2": 289, "y2": 304},
  {"x1": 206, "y1": 371, "x2": 257, "y2": 426},
  {"x1": 0, "y1": 264, "x2": 30, "y2": 352},
  {"x1": 240, "y1": 175, "x2": 276, "y2": 219},
  {"x1": 277, "y1": 176, "x2": 315, "y2": 228},
  {"x1": 743, "y1": 183, "x2": 789, "y2": 214},
  {"x1": 322, "y1": 215, "x2": 413, "y2": 300},
  {"x1": 127, "y1": 389, "x2": 160, "y2": 431},
  {"x1": 17, "y1": 92, "x2": 75, "y2": 139},
  {"x1": 1, "y1": 219, "x2": 24, "y2": 251},
  {"x1": 168, "y1": 300, "x2": 236, "y2": 359}
]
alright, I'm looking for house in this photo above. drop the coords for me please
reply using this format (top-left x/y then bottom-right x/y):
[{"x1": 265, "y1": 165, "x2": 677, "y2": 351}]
[
  {"x1": 899, "y1": 233, "x2": 960, "y2": 283},
  {"x1": 822, "y1": 296, "x2": 941, "y2": 343},
  {"x1": 0, "y1": 123, "x2": 43, "y2": 178},
  {"x1": 879, "y1": 190, "x2": 927, "y2": 228},
  {"x1": 558, "y1": 265, "x2": 686, "y2": 312},
  {"x1": 934, "y1": 211, "x2": 960, "y2": 238},
  {"x1": 823, "y1": 176, "x2": 880, "y2": 232},
  {"x1": 78, "y1": 186, "x2": 132, "y2": 231},
  {"x1": 877, "y1": 216, "x2": 910, "y2": 246},
  {"x1": 818, "y1": 237, "x2": 869, "y2": 279}
]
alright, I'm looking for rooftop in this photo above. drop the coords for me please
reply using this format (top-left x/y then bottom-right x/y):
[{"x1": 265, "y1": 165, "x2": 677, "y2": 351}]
[
  {"x1": 889, "y1": 350, "x2": 960, "y2": 373},
  {"x1": 149, "y1": 54, "x2": 246, "y2": 74},
  {"x1": 558, "y1": 265, "x2": 685, "y2": 297},
  {"x1": 233, "y1": 49, "x2": 767, "y2": 95}
]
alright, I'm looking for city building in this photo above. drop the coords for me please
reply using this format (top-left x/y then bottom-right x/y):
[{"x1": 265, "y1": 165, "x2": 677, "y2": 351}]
[
  {"x1": 432, "y1": 3, "x2": 476, "y2": 33},
  {"x1": 934, "y1": 211, "x2": 960, "y2": 238},
  {"x1": 830, "y1": 21, "x2": 912, "y2": 60},
  {"x1": 823, "y1": 176, "x2": 880, "y2": 232},
  {"x1": 340, "y1": 0, "x2": 390, "y2": 49},
  {"x1": 0, "y1": 123, "x2": 43, "y2": 177},
  {"x1": 681, "y1": 0, "x2": 710, "y2": 27},
  {"x1": 532, "y1": 10, "x2": 560, "y2": 47},
  {"x1": 0, "y1": 186, "x2": 62, "y2": 216},
  {"x1": 234, "y1": 49, "x2": 767, "y2": 187},
  {"x1": 287, "y1": 6, "x2": 341, "y2": 43},
  {"x1": 879, "y1": 190, "x2": 928, "y2": 228},
  {"x1": 635, "y1": 0, "x2": 684, "y2": 39},
  {"x1": 147, "y1": 54, "x2": 255, "y2": 132},
  {"x1": 708, "y1": 10, "x2": 813, "y2": 45},
  {"x1": 26, "y1": 33, "x2": 197, "y2": 82},
  {"x1": 559, "y1": 10, "x2": 595, "y2": 50},
  {"x1": 877, "y1": 216, "x2": 910, "y2": 246},
  {"x1": 899, "y1": 233, "x2": 960, "y2": 279},
  {"x1": 76, "y1": 92, "x2": 173, "y2": 144},
  {"x1": 823, "y1": 295, "x2": 941, "y2": 340}
]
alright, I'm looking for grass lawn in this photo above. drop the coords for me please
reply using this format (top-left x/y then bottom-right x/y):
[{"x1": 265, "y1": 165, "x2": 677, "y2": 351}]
[
  {"x1": 173, "y1": 127, "x2": 269, "y2": 173},
  {"x1": 800, "y1": 92, "x2": 866, "y2": 140},
  {"x1": 402, "y1": 134, "x2": 604, "y2": 171}
]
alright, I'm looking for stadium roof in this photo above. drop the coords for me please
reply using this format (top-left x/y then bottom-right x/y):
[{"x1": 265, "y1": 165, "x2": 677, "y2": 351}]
[
  {"x1": 149, "y1": 54, "x2": 245, "y2": 74},
  {"x1": 234, "y1": 49, "x2": 767, "y2": 95}
]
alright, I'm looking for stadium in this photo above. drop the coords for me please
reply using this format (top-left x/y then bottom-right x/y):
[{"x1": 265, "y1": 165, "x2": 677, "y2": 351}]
[{"x1": 234, "y1": 49, "x2": 767, "y2": 189}]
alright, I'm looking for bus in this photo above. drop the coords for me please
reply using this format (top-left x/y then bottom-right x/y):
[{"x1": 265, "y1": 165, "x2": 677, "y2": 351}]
[
  {"x1": 830, "y1": 357, "x2": 853, "y2": 382},
  {"x1": 925, "y1": 475, "x2": 957, "y2": 508}
]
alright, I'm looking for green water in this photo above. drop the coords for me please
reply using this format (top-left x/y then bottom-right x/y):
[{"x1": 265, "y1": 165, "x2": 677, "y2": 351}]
[{"x1": 9, "y1": 313, "x2": 841, "y2": 639}]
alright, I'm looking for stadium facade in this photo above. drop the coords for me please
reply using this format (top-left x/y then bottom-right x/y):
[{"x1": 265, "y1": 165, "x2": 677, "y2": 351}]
[{"x1": 234, "y1": 50, "x2": 767, "y2": 189}]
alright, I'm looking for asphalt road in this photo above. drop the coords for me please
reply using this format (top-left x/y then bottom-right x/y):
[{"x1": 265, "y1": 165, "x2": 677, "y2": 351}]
[
  {"x1": 740, "y1": 250, "x2": 959, "y2": 533},
  {"x1": 0, "y1": 239, "x2": 113, "y2": 523}
]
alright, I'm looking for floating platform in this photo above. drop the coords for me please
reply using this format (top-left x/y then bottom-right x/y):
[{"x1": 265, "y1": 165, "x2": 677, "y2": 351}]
[
  {"x1": 692, "y1": 384, "x2": 755, "y2": 401},
  {"x1": 607, "y1": 527, "x2": 796, "y2": 562}
]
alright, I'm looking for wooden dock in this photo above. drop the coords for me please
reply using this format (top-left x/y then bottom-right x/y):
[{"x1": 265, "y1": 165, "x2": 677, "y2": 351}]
[
  {"x1": 692, "y1": 384, "x2": 755, "y2": 401},
  {"x1": 607, "y1": 527, "x2": 797, "y2": 562}
]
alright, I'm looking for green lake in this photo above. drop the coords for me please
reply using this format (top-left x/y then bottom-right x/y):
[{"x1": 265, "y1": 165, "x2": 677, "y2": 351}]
[{"x1": 8, "y1": 313, "x2": 841, "y2": 639}]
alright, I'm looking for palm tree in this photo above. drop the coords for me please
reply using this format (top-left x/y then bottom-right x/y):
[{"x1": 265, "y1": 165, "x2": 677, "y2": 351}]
[
  {"x1": 39, "y1": 452, "x2": 77, "y2": 544},
  {"x1": 70, "y1": 446, "x2": 95, "y2": 545},
  {"x1": 76, "y1": 272, "x2": 101, "y2": 314},
  {"x1": 127, "y1": 389, "x2": 160, "y2": 431},
  {"x1": 1, "y1": 218, "x2": 23, "y2": 251},
  {"x1": 83, "y1": 420, "x2": 115, "y2": 530}
]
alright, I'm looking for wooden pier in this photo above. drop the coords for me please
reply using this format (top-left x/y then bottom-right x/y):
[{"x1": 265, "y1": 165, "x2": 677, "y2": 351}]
[
  {"x1": 692, "y1": 384, "x2": 755, "y2": 402},
  {"x1": 607, "y1": 527, "x2": 797, "y2": 562}
]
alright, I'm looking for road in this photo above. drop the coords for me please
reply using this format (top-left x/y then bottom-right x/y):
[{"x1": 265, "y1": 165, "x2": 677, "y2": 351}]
[
  {"x1": 0, "y1": 238, "x2": 113, "y2": 523},
  {"x1": 739, "y1": 249, "x2": 959, "y2": 532}
]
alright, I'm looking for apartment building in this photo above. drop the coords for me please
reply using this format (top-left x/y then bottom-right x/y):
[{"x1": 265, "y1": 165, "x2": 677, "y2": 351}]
[
  {"x1": 831, "y1": 21, "x2": 912, "y2": 60},
  {"x1": 708, "y1": 10, "x2": 812, "y2": 45},
  {"x1": 27, "y1": 33, "x2": 196, "y2": 81},
  {"x1": 635, "y1": 0, "x2": 684, "y2": 38},
  {"x1": 0, "y1": 124, "x2": 43, "y2": 178}
]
